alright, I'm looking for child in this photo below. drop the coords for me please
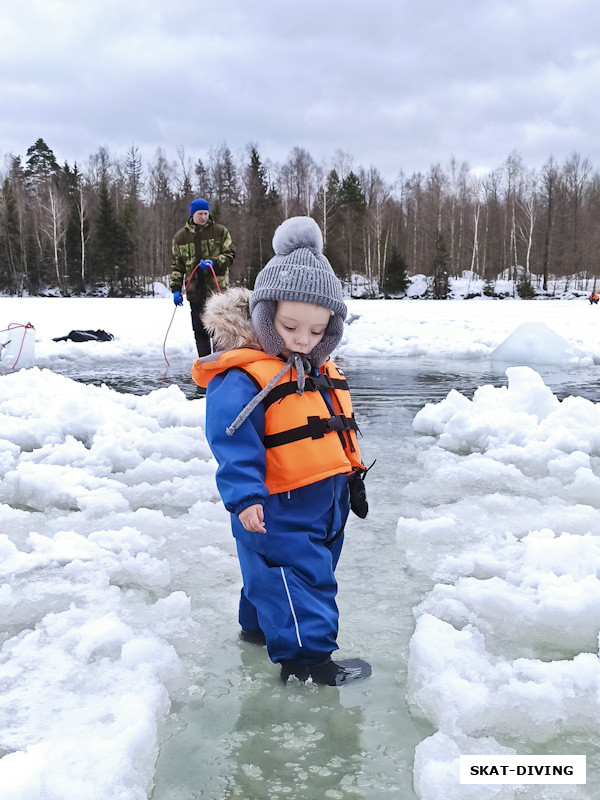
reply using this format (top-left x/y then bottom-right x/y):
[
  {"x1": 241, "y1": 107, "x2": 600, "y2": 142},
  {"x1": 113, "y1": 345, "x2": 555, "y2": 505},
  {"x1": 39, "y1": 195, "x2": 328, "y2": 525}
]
[{"x1": 192, "y1": 216, "x2": 371, "y2": 686}]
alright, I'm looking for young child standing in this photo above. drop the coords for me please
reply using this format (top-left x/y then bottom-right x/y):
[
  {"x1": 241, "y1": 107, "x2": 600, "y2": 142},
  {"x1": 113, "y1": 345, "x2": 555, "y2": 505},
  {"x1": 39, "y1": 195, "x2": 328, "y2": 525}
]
[{"x1": 192, "y1": 216, "x2": 371, "y2": 685}]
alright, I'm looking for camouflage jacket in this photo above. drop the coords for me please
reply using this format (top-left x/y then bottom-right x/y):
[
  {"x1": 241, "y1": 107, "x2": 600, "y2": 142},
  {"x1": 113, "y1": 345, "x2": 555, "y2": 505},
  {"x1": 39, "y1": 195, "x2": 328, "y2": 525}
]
[{"x1": 170, "y1": 217, "x2": 235, "y2": 303}]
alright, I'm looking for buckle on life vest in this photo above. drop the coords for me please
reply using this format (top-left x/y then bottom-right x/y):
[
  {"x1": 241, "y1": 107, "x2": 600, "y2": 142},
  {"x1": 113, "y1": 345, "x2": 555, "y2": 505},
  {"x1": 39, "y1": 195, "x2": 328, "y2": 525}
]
[
  {"x1": 307, "y1": 415, "x2": 327, "y2": 438},
  {"x1": 309, "y1": 373, "x2": 335, "y2": 390},
  {"x1": 307, "y1": 414, "x2": 352, "y2": 439},
  {"x1": 264, "y1": 413, "x2": 358, "y2": 448},
  {"x1": 326, "y1": 414, "x2": 352, "y2": 432}
]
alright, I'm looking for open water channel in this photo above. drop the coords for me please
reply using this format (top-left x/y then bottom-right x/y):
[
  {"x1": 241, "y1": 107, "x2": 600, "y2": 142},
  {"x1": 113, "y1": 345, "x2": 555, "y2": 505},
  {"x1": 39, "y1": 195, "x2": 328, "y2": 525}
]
[{"x1": 51, "y1": 354, "x2": 600, "y2": 799}]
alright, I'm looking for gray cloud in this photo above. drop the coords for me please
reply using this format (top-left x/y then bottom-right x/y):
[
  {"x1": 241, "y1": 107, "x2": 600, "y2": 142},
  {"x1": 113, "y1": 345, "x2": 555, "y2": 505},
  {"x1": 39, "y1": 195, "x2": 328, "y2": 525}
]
[{"x1": 2, "y1": 0, "x2": 600, "y2": 181}]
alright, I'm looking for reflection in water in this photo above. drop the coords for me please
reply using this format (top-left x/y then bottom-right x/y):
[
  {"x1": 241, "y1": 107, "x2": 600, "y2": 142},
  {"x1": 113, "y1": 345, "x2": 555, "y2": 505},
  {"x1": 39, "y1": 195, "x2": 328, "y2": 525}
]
[
  {"x1": 152, "y1": 637, "x2": 378, "y2": 800},
  {"x1": 223, "y1": 648, "x2": 364, "y2": 800}
]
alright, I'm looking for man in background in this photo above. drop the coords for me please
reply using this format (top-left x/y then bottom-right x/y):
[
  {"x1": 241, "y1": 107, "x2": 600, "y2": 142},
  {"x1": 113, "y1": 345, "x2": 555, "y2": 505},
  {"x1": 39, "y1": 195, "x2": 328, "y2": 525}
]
[{"x1": 170, "y1": 198, "x2": 236, "y2": 356}]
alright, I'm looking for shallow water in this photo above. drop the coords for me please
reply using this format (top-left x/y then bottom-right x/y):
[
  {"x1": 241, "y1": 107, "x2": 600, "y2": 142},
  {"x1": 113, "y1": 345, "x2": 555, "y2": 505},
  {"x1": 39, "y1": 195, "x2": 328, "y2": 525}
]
[
  {"x1": 45, "y1": 348, "x2": 600, "y2": 407},
  {"x1": 45, "y1": 354, "x2": 600, "y2": 799}
]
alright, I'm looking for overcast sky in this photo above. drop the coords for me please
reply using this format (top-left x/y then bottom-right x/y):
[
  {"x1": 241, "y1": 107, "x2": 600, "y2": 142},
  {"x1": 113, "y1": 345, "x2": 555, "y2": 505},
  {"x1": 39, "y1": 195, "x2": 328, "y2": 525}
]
[{"x1": 2, "y1": 0, "x2": 600, "y2": 183}]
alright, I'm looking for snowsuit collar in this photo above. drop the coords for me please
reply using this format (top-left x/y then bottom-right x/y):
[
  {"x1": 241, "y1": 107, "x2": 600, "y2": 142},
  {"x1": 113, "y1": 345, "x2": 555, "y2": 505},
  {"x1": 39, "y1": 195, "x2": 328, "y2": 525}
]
[{"x1": 193, "y1": 287, "x2": 311, "y2": 434}]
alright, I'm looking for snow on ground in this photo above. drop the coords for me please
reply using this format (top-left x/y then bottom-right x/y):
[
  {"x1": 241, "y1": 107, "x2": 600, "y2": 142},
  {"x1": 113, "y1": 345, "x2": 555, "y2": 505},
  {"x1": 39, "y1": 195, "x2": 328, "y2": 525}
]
[
  {"x1": 1, "y1": 294, "x2": 600, "y2": 798},
  {"x1": 0, "y1": 367, "x2": 222, "y2": 800},
  {"x1": 399, "y1": 366, "x2": 600, "y2": 799},
  {"x1": 337, "y1": 298, "x2": 598, "y2": 365},
  {"x1": 1, "y1": 294, "x2": 599, "y2": 371}
]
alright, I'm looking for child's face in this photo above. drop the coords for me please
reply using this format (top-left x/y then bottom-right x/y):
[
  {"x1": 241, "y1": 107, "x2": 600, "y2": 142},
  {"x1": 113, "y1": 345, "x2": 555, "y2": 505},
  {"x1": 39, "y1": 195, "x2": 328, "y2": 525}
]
[{"x1": 273, "y1": 300, "x2": 331, "y2": 355}]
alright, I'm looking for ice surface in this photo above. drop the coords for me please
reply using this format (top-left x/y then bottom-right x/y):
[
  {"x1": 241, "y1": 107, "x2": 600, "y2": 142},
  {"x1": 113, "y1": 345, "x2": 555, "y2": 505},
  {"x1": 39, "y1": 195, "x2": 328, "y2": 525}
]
[
  {"x1": 1, "y1": 295, "x2": 599, "y2": 367},
  {"x1": 1, "y1": 295, "x2": 600, "y2": 798}
]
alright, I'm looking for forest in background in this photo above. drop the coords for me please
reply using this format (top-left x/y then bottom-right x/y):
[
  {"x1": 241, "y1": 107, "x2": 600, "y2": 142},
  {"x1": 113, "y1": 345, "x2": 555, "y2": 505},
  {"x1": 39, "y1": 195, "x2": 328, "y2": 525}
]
[{"x1": 1, "y1": 138, "x2": 599, "y2": 299}]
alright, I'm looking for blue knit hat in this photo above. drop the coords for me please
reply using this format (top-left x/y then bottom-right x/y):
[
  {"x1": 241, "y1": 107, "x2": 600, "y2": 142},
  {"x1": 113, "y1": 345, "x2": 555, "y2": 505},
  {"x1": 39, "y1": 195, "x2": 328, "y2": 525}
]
[{"x1": 190, "y1": 198, "x2": 210, "y2": 215}]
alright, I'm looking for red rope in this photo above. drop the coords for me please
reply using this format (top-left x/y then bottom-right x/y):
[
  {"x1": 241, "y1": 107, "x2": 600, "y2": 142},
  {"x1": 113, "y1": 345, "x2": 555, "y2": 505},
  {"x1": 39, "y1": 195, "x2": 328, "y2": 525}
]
[
  {"x1": 209, "y1": 264, "x2": 222, "y2": 294},
  {"x1": 184, "y1": 262, "x2": 201, "y2": 294},
  {"x1": 0, "y1": 322, "x2": 35, "y2": 371},
  {"x1": 162, "y1": 307, "x2": 177, "y2": 367},
  {"x1": 163, "y1": 262, "x2": 222, "y2": 366}
]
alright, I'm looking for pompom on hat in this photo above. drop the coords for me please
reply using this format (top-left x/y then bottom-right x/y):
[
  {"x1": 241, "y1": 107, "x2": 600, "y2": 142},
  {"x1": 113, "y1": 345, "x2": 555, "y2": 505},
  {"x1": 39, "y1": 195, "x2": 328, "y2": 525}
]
[
  {"x1": 250, "y1": 216, "x2": 346, "y2": 317},
  {"x1": 250, "y1": 216, "x2": 347, "y2": 367},
  {"x1": 190, "y1": 198, "x2": 210, "y2": 215}
]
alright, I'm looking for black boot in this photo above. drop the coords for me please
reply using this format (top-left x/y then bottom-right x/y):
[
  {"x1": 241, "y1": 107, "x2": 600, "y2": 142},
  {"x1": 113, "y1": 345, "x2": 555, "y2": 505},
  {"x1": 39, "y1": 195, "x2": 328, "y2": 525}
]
[
  {"x1": 280, "y1": 656, "x2": 372, "y2": 686},
  {"x1": 239, "y1": 628, "x2": 266, "y2": 646}
]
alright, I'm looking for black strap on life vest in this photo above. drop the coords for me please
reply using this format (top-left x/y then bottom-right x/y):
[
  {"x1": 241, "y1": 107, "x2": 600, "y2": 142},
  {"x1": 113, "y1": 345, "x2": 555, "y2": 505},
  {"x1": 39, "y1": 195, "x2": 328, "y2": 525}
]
[
  {"x1": 262, "y1": 373, "x2": 349, "y2": 409},
  {"x1": 263, "y1": 413, "x2": 358, "y2": 449}
]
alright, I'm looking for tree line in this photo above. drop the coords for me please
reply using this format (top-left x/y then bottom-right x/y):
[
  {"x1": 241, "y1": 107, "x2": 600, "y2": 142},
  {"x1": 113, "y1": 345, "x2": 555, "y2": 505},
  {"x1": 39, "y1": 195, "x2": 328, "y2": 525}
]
[{"x1": 1, "y1": 138, "x2": 599, "y2": 299}]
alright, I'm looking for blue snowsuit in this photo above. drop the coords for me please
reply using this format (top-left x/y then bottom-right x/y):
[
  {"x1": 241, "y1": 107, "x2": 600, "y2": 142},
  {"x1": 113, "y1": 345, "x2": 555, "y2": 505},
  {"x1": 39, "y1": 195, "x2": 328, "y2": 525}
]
[{"x1": 205, "y1": 366, "x2": 351, "y2": 666}]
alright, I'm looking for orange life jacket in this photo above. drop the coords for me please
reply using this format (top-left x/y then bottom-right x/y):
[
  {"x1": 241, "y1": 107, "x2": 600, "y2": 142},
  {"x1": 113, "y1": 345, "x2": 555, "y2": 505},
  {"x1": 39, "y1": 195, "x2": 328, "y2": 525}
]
[{"x1": 192, "y1": 349, "x2": 364, "y2": 493}]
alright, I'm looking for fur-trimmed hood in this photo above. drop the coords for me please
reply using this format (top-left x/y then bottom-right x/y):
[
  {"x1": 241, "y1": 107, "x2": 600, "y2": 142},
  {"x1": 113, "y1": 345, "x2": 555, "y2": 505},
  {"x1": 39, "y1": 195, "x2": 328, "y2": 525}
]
[
  {"x1": 197, "y1": 286, "x2": 319, "y2": 437},
  {"x1": 201, "y1": 287, "x2": 262, "y2": 351}
]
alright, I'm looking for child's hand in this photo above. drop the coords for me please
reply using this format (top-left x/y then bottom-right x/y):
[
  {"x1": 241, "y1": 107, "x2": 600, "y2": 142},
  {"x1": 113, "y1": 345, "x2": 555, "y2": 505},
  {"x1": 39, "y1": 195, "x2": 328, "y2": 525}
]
[{"x1": 239, "y1": 504, "x2": 266, "y2": 533}]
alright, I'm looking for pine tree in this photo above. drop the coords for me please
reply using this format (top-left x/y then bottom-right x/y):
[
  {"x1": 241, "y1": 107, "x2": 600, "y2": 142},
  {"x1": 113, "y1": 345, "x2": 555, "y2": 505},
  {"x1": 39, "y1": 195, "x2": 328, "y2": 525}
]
[
  {"x1": 339, "y1": 171, "x2": 366, "y2": 211},
  {"x1": 24, "y1": 139, "x2": 60, "y2": 194},
  {"x1": 210, "y1": 143, "x2": 240, "y2": 221},
  {"x1": 0, "y1": 178, "x2": 23, "y2": 293},
  {"x1": 431, "y1": 231, "x2": 450, "y2": 299},
  {"x1": 60, "y1": 162, "x2": 85, "y2": 293},
  {"x1": 516, "y1": 270, "x2": 535, "y2": 298},
  {"x1": 93, "y1": 179, "x2": 121, "y2": 292},
  {"x1": 120, "y1": 145, "x2": 145, "y2": 292},
  {"x1": 383, "y1": 246, "x2": 409, "y2": 296},
  {"x1": 119, "y1": 198, "x2": 137, "y2": 291},
  {"x1": 338, "y1": 171, "x2": 366, "y2": 287},
  {"x1": 244, "y1": 146, "x2": 270, "y2": 286},
  {"x1": 124, "y1": 145, "x2": 144, "y2": 200}
]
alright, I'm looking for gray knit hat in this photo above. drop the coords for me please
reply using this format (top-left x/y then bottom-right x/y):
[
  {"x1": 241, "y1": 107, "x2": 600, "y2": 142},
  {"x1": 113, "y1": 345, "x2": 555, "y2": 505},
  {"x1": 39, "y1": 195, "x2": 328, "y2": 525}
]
[{"x1": 250, "y1": 216, "x2": 347, "y2": 366}]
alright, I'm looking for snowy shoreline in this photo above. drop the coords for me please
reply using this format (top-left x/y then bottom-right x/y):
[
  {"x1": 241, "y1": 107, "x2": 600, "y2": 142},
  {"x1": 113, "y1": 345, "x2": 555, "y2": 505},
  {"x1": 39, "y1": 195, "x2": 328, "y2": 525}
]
[{"x1": 1, "y1": 295, "x2": 599, "y2": 368}]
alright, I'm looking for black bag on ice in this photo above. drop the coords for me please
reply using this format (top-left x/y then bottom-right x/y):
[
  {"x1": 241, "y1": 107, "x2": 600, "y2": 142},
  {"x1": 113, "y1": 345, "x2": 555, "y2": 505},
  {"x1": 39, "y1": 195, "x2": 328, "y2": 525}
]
[{"x1": 53, "y1": 329, "x2": 114, "y2": 342}]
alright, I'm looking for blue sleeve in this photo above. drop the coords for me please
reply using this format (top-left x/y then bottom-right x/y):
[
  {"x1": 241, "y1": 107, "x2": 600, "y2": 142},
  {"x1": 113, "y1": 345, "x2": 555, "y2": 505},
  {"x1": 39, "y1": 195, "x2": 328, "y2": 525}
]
[{"x1": 205, "y1": 369, "x2": 269, "y2": 515}]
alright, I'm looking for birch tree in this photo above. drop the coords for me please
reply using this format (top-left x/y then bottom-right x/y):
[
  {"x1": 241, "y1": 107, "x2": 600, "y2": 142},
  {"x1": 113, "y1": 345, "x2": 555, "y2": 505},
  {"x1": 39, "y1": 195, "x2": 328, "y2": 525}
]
[
  {"x1": 41, "y1": 182, "x2": 69, "y2": 294},
  {"x1": 516, "y1": 170, "x2": 538, "y2": 278},
  {"x1": 360, "y1": 165, "x2": 390, "y2": 288}
]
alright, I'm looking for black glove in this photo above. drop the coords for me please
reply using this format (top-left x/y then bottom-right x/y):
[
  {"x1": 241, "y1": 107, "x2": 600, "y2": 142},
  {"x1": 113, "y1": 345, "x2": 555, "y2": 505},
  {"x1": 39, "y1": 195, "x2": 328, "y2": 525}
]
[
  {"x1": 349, "y1": 461, "x2": 375, "y2": 519},
  {"x1": 349, "y1": 471, "x2": 368, "y2": 518}
]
